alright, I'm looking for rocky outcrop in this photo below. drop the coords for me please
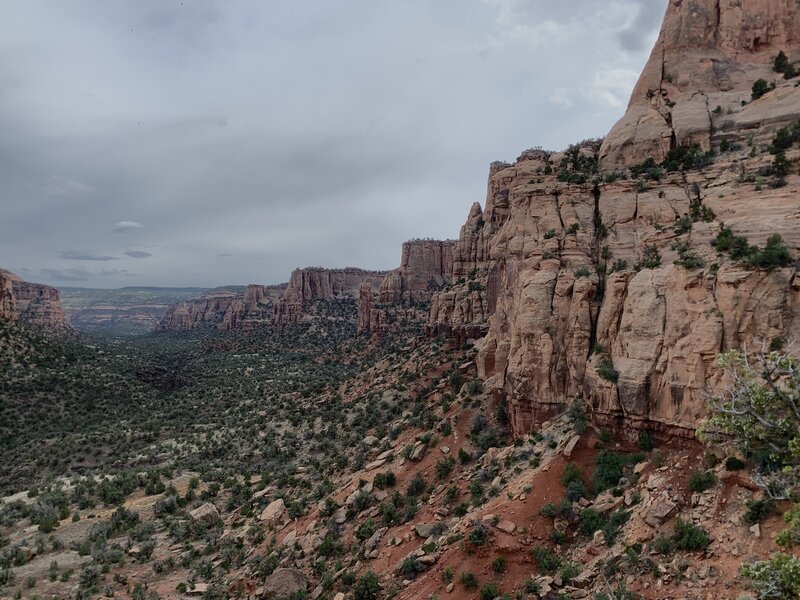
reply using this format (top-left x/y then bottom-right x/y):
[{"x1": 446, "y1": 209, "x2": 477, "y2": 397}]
[
  {"x1": 434, "y1": 138, "x2": 800, "y2": 439},
  {"x1": 601, "y1": 0, "x2": 800, "y2": 168},
  {"x1": 158, "y1": 284, "x2": 286, "y2": 332},
  {"x1": 275, "y1": 267, "x2": 386, "y2": 325},
  {"x1": 157, "y1": 288, "x2": 241, "y2": 332},
  {"x1": 219, "y1": 284, "x2": 286, "y2": 330},
  {"x1": 417, "y1": 1, "x2": 800, "y2": 439},
  {"x1": 359, "y1": 240, "x2": 456, "y2": 333},
  {"x1": 0, "y1": 269, "x2": 67, "y2": 330}
]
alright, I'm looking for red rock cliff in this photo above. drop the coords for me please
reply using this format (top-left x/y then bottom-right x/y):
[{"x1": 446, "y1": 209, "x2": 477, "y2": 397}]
[
  {"x1": 601, "y1": 0, "x2": 800, "y2": 167},
  {"x1": 274, "y1": 268, "x2": 387, "y2": 325},
  {"x1": 0, "y1": 269, "x2": 67, "y2": 330},
  {"x1": 427, "y1": 0, "x2": 800, "y2": 439}
]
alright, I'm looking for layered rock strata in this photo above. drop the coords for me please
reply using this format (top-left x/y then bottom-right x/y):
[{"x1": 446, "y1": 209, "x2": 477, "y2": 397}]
[
  {"x1": 158, "y1": 285, "x2": 286, "y2": 332},
  {"x1": 275, "y1": 268, "x2": 387, "y2": 325},
  {"x1": 358, "y1": 240, "x2": 455, "y2": 333},
  {"x1": 0, "y1": 269, "x2": 67, "y2": 330}
]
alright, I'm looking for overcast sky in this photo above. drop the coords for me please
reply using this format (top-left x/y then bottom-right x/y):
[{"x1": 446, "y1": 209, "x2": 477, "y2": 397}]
[{"x1": 0, "y1": 0, "x2": 664, "y2": 289}]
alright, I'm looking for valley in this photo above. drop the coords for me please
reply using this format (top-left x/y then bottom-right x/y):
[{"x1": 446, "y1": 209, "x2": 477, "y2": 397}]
[{"x1": 3, "y1": 1, "x2": 800, "y2": 599}]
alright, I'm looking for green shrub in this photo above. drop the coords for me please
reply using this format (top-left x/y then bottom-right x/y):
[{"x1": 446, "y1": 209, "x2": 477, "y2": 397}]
[
  {"x1": 636, "y1": 245, "x2": 662, "y2": 270},
  {"x1": 460, "y1": 571, "x2": 478, "y2": 589},
  {"x1": 578, "y1": 509, "x2": 606, "y2": 537},
  {"x1": 638, "y1": 431, "x2": 655, "y2": 451},
  {"x1": 442, "y1": 566, "x2": 454, "y2": 583},
  {"x1": 480, "y1": 581, "x2": 500, "y2": 600},
  {"x1": 592, "y1": 451, "x2": 625, "y2": 492},
  {"x1": 531, "y1": 545, "x2": 561, "y2": 573},
  {"x1": 774, "y1": 51, "x2": 790, "y2": 73},
  {"x1": 688, "y1": 470, "x2": 717, "y2": 493},
  {"x1": 596, "y1": 358, "x2": 619, "y2": 383},
  {"x1": 352, "y1": 571, "x2": 381, "y2": 600},
  {"x1": 752, "y1": 78, "x2": 772, "y2": 100},
  {"x1": 492, "y1": 555, "x2": 506, "y2": 573},
  {"x1": 565, "y1": 478, "x2": 588, "y2": 502},
  {"x1": 745, "y1": 499, "x2": 776, "y2": 525},
  {"x1": 749, "y1": 234, "x2": 793, "y2": 270},
  {"x1": 603, "y1": 509, "x2": 630, "y2": 545},
  {"x1": 399, "y1": 556, "x2": 425, "y2": 580},
  {"x1": 724, "y1": 456, "x2": 745, "y2": 471},
  {"x1": 672, "y1": 519, "x2": 710, "y2": 551},
  {"x1": 663, "y1": 144, "x2": 715, "y2": 172},
  {"x1": 561, "y1": 463, "x2": 583, "y2": 487},
  {"x1": 435, "y1": 457, "x2": 455, "y2": 481},
  {"x1": 468, "y1": 522, "x2": 488, "y2": 546},
  {"x1": 653, "y1": 536, "x2": 674, "y2": 555},
  {"x1": 741, "y1": 553, "x2": 800, "y2": 599},
  {"x1": 356, "y1": 518, "x2": 378, "y2": 541},
  {"x1": 574, "y1": 267, "x2": 591, "y2": 278},
  {"x1": 406, "y1": 474, "x2": 426, "y2": 498}
]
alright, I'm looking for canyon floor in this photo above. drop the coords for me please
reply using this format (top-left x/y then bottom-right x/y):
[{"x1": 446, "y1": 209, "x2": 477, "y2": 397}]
[{"x1": 0, "y1": 304, "x2": 790, "y2": 600}]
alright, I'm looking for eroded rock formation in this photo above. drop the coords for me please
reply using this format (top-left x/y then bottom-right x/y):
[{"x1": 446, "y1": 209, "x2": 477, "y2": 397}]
[
  {"x1": 158, "y1": 285, "x2": 286, "y2": 332},
  {"x1": 275, "y1": 268, "x2": 387, "y2": 325},
  {"x1": 601, "y1": 0, "x2": 800, "y2": 168},
  {"x1": 0, "y1": 269, "x2": 67, "y2": 330},
  {"x1": 359, "y1": 240, "x2": 455, "y2": 333}
]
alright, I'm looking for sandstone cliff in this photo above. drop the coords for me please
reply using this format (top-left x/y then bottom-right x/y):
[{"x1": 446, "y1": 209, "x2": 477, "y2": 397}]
[
  {"x1": 417, "y1": 1, "x2": 800, "y2": 439},
  {"x1": 601, "y1": 0, "x2": 800, "y2": 167},
  {"x1": 358, "y1": 240, "x2": 455, "y2": 333},
  {"x1": 0, "y1": 269, "x2": 67, "y2": 330},
  {"x1": 157, "y1": 284, "x2": 286, "y2": 332},
  {"x1": 446, "y1": 149, "x2": 799, "y2": 439},
  {"x1": 275, "y1": 267, "x2": 386, "y2": 325}
]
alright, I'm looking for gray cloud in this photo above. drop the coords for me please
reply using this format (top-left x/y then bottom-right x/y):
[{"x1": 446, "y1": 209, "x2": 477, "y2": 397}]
[
  {"x1": 60, "y1": 250, "x2": 118, "y2": 261},
  {"x1": 112, "y1": 221, "x2": 144, "y2": 233},
  {"x1": 124, "y1": 250, "x2": 152, "y2": 259},
  {"x1": 43, "y1": 175, "x2": 94, "y2": 197},
  {"x1": 1, "y1": 0, "x2": 665, "y2": 288},
  {"x1": 40, "y1": 267, "x2": 91, "y2": 282},
  {"x1": 619, "y1": 0, "x2": 665, "y2": 51}
]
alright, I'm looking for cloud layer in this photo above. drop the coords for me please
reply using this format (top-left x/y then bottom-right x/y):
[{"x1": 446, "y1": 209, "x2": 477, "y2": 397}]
[{"x1": 0, "y1": 0, "x2": 664, "y2": 288}]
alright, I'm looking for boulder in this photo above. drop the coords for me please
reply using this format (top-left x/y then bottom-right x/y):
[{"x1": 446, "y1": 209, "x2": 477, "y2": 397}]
[
  {"x1": 189, "y1": 503, "x2": 220, "y2": 524},
  {"x1": 259, "y1": 499, "x2": 286, "y2": 527},
  {"x1": 262, "y1": 568, "x2": 308, "y2": 599}
]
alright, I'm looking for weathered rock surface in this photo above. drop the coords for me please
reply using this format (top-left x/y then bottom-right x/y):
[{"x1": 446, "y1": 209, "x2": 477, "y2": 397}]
[
  {"x1": 275, "y1": 267, "x2": 386, "y2": 325},
  {"x1": 261, "y1": 568, "x2": 308, "y2": 599},
  {"x1": 0, "y1": 269, "x2": 67, "y2": 330},
  {"x1": 442, "y1": 148, "x2": 800, "y2": 438},
  {"x1": 601, "y1": 0, "x2": 800, "y2": 168},
  {"x1": 358, "y1": 239, "x2": 455, "y2": 333},
  {"x1": 158, "y1": 284, "x2": 286, "y2": 332}
]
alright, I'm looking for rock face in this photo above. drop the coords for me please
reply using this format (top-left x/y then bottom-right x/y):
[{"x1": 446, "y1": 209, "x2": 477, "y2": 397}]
[
  {"x1": 414, "y1": 1, "x2": 800, "y2": 439},
  {"x1": 432, "y1": 140, "x2": 800, "y2": 439},
  {"x1": 158, "y1": 288, "x2": 241, "y2": 332},
  {"x1": 0, "y1": 269, "x2": 67, "y2": 330},
  {"x1": 275, "y1": 267, "x2": 387, "y2": 325},
  {"x1": 359, "y1": 240, "x2": 455, "y2": 333},
  {"x1": 157, "y1": 284, "x2": 286, "y2": 332},
  {"x1": 601, "y1": 0, "x2": 800, "y2": 168}
]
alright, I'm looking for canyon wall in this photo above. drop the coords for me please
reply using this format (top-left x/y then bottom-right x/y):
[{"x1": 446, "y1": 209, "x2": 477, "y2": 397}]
[
  {"x1": 274, "y1": 267, "x2": 387, "y2": 325},
  {"x1": 420, "y1": 0, "x2": 800, "y2": 438},
  {"x1": 358, "y1": 240, "x2": 455, "y2": 333},
  {"x1": 0, "y1": 270, "x2": 67, "y2": 330},
  {"x1": 158, "y1": 285, "x2": 286, "y2": 332}
]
